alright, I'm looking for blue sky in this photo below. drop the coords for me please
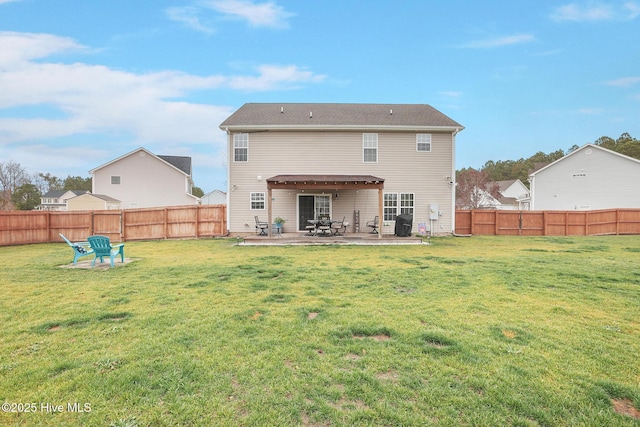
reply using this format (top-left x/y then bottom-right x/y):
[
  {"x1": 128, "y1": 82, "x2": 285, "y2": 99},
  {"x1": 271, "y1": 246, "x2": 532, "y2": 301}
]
[{"x1": 1, "y1": 0, "x2": 639, "y2": 192}]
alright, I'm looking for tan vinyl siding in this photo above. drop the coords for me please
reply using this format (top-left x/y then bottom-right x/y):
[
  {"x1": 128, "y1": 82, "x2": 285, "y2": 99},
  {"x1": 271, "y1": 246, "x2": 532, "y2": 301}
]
[{"x1": 228, "y1": 130, "x2": 455, "y2": 234}]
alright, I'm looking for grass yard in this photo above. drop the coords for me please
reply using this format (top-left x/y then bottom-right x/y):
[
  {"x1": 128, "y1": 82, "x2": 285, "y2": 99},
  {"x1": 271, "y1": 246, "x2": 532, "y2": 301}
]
[{"x1": 1, "y1": 236, "x2": 639, "y2": 426}]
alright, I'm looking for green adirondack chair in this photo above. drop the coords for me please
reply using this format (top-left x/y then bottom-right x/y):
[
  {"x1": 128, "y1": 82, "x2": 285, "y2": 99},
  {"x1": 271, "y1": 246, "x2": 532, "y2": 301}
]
[
  {"x1": 87, "y1": 235, "x2": 125, "y2": 267},
  {"x1": 59, "y1": 233, "x2": 95, "y2": 265}
]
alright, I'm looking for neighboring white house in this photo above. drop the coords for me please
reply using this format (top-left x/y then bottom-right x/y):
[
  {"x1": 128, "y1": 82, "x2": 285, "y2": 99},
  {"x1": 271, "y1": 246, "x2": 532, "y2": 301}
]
[
  {"x1": 39, "y1": 190, "x2": 88, "y2": 211},
  {"x1": 458, "y1": 179, "x2": 530, "y2": 210},
  {"x1": 495, "y1": 179, "x2": 530, "y2": 210},
  {"x1": 529, "y1": 144, "x2": 640, "y2": 210},
  {"x1": 67, "y1": 193, "x2": 121, "y2": 211},
  {"x1": 90, "y1": 147, "x2": 199, "y2": 209},
  {"x1": 201, "y1": 189, "x2": 227, "y2": 205},
  {"x1": 219, "y1": 103, "x2": 464, "y2": 235}
]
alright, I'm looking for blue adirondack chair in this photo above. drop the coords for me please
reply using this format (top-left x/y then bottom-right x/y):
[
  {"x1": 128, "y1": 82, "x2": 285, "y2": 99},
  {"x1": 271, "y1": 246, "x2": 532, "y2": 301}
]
[
  {"x1": 87, "y1": 235, "x2": 125, "y2": 267},
  {"x1": 59, "y1": 233, "x2": 95, "y2": 265}
]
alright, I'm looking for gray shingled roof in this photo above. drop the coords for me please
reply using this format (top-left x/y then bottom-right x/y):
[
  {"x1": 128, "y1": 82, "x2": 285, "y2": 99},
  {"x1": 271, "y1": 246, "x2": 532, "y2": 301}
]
[
  {"x1": 89, "y1": 194, "x2": 121, "y2": 202},
  {"x1": 220, "y1": 103, "x2": 463, "y2": 130},
  {"x1": 159, "y1": 155, "x2": 192, "y2": 175}
]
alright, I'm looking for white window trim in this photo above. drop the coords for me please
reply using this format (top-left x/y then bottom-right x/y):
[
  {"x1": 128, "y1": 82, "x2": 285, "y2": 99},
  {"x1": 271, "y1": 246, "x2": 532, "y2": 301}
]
[
  {"x1": 400, "y1": 192, "x2": 415, "y2": 216},
  {"x1": 384, "y1": 192, "x2": 415, "y2": 220},
  {"x1": 363, "y1": 133, "x2": 378, "y2": 163},
  {"x1": 233, "y1": 133, "x2": 249, "y2": 162},
  {"x1": 416, "y1": 133, "x2": 432, "y2": 152},
  {"x1": 250, "y1": 192, "x2": 265, "y2": 210}
]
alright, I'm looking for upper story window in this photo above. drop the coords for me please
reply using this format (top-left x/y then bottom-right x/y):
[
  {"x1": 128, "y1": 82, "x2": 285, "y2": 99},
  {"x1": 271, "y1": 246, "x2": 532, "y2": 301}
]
[
  {"x1": 111, "y1": 176, "x2": 121, "y2": 185},
  {"x1": 363, "y1": 133, "x2": 378, "y2": 163},
  {"x1": 417, "y1": 134, "x2": 431, "y2": 152},
  {"x1": 234, "y1": 133, "x2": 248, "y2": 162}
]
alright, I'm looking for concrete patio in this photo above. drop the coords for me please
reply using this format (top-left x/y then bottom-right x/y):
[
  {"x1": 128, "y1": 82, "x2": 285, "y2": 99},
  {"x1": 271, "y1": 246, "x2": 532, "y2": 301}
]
[{"x1": 240, "y1": 232, "x2": 427, "y2": 246}]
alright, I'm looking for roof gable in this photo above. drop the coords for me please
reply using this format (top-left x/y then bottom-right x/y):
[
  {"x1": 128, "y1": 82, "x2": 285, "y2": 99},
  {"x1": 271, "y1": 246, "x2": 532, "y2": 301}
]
[
  {"x1": 90, "y1": 147, "x2": 192, "y2": 177},
  {"x1": 220, "y1": 103, "x2": 464, "y2": 131},
  {"x1": 529, "y1": 144, "x2": 640, "y2": 177}
]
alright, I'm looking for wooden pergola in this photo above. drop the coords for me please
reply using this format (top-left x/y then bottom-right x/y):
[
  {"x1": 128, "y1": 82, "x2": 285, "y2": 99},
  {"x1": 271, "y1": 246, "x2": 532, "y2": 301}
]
[{"x1": 265, "y1": 174, "x2": 385, "y2": 238}]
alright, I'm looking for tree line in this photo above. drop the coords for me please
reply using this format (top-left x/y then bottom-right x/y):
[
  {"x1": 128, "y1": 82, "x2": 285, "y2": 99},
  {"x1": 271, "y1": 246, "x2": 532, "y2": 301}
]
[
  {"x1": 0, "y1": 161, "x2": 206, "y2": 210},
  {"x1": 456, "y1": 133, "x2": 639, "y2": 209},
  {"x1": 0, "y1": 161, "x2": 92, "y2": 210}
]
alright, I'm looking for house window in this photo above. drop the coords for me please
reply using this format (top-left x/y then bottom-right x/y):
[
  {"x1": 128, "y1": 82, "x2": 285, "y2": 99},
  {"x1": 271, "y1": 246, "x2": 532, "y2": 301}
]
[
  {"x1": 417, "y1": 134, "x2": 431, "y2": 152},
  {"x1": 250, "y1": 192, "x2": 265, "y2": 210},
  {"x1": 383, "y1": 193, "x2": 398, "y2": 221},
  {"x1": 363, "y1": 133, "x2": 378, "y2": 163},
  {"x1": 234, "y1": 133, "x2": 248, "y2": 162},
  {"x1": 315, "y1": 195, "x2": 330, "y2": 218},
  {"x1": 111, "y1": 176, "x2": 121, "y2": 185},
  {"x1": 384, "y1": 192, "x2": 414, "y2": 220},
  {"x1": 400, "y1": 193, "x2": 415, "y2": 216}
]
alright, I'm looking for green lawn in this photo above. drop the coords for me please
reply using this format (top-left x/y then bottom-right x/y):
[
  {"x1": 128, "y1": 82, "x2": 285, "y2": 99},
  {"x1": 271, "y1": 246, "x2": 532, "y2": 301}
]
[{"x1": 1, "y1": 236, "x2": 639, "y2": 426}]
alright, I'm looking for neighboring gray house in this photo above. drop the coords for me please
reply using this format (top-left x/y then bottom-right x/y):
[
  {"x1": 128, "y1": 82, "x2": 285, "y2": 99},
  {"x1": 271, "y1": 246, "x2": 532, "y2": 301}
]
[
  {"x1": 90, "y1": 147, "x2": 199, "y2": 209},
  {"x1": 201, "y1": 189, "x2": 227, "y2": 205},
  {"x1": 529, "y1": 144, "x2": 640, "y2": 210},
  {"x1": 220, "y1": 103, "x2": 464, "y2": 235},
  {"x1": 39, "y1": 190, "x2": 88, "y2": 211}
]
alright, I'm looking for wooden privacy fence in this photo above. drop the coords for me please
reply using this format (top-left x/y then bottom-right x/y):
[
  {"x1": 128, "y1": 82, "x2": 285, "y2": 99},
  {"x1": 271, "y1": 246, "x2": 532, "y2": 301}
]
[
  {"x1": 455, "y1": 209, "x2": 640, "y2": 236},
  {"x1": 0, "y1": 205, "x2": 227, "y2": 246}
]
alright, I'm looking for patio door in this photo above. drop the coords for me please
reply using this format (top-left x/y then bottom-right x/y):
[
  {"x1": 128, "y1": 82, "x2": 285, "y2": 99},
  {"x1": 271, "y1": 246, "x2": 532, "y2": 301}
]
[{"x1": 297, "y1": 195, "x2": 331, "y2": 231}]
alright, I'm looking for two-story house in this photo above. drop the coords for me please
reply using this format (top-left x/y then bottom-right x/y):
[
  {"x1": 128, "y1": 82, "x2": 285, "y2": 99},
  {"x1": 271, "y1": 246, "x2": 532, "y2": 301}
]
[
  {"x1": 529, "y1": 144, "x2": 640, "y2": 210},
  {"x1": 90, "y1": 147, "x2": 199, "y2": 209},
  {"x1": 39, "y1": 190, "x2": 88, "y2": 211},
  {"x1": 220, "y1": 103, "x2": 464, "y2": 236}
]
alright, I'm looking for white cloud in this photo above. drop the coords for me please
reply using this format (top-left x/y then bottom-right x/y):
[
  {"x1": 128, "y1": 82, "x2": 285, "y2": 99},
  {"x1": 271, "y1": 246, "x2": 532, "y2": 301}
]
[
  {"x1": 605, "y1": 76, "x2": 640, "y2": 87},
  {"x1": 0, "y1": 32, "x2": 86, "y2": 66},
  {"x1": 228, "y1": 64, "x2": 325, "y2": 91},
  {"x1": 165, "y1": 7, "x2": 216, "y2": 34},
  {"x1": 0, "y1": 32, "x2": 325, "y2": 145},
  {"x1": 460, "y1": 33, "x2": 535, "y2": 49},
  {"x1": 551, "y1": 2, "x2": 640, "y2": 22},
  {"x1": 205, "y1": 0, "x2": 293, "y2": 28},
  {"x1": 625, "y1": 1, "x2": 640, "y2": 18}
]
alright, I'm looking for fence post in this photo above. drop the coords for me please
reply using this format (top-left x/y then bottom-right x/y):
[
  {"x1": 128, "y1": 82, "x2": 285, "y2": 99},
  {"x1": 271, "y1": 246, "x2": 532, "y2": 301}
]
[
  {"x1": 46, "y1": 211, "x2": 51, "y2": 243},
  {"x1": 164, "y1": 208, "x2": 168, "y2": 239},
  {"x1": 120, "y1": 209, "x2": 126, "y2": 242},
  {"x1": 195, "y1": 206, "x2": 200, "y2": 238},
  {"x1": 585, "y1": 211, "x2": 589, "y2": 236},
  {"x1": 470, "y1": 210, "x2": 475, "y2": 235}
]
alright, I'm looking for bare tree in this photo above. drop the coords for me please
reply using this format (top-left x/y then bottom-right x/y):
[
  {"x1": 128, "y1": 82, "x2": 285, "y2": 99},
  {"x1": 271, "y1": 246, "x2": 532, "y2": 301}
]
[
  {"x1": 0, "y1": 161, "x2": 30, "y2": 210},
  {"x1": 456, "y1": 168, "x2": 501, "y2": 210}
]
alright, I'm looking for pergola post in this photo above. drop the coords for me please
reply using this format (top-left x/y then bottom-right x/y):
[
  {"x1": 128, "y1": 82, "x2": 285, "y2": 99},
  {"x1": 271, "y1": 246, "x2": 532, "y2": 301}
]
[
  {"x1": 267, "y1": 187, "x2": 273, "y2": 237},
  {"x1": 378, "y1": 187, "x2": 383, "y2": 239}
]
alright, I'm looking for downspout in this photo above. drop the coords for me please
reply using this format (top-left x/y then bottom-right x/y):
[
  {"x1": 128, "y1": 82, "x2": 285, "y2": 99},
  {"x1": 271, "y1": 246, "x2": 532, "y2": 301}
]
[
  {"x1": 528, "y1": 174, "x2": 534, "y2": 211},
  {"x1": 451, "y1": 128, "x2": 461, "y2": 235},
  {"x1": 225, "y1": 127, "x2": 231, "y2": 235}
]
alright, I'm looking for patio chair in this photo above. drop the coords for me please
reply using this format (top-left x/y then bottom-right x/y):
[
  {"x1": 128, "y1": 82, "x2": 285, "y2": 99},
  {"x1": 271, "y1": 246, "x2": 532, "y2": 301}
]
[
  {"x1": 317, "y1": 217, "x2": 331, "y2": 236},
  {"x1": 367, "y1": 216, "x2": 379, "y2": 234},
  {"x1": 331, "y1": 217, "x2": 347, "y2": 236},
  {"x1": 255, "y1": 216, "x2": 269, "y2": 235},
  {"x1": 87, "y1": 235, "x2": 125, "y2": 268},
  {"x1": 59, "y1": 233, "x2": 94, "y2": 265}
]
